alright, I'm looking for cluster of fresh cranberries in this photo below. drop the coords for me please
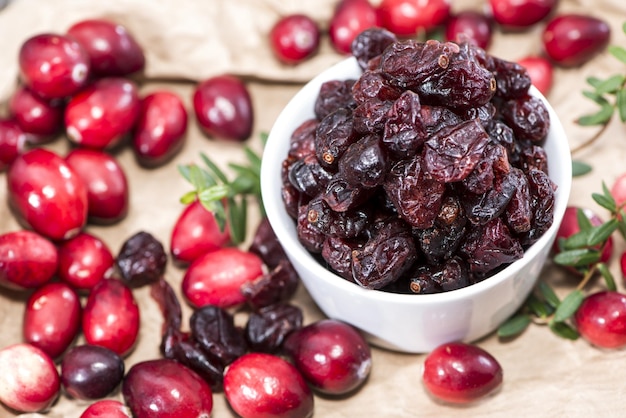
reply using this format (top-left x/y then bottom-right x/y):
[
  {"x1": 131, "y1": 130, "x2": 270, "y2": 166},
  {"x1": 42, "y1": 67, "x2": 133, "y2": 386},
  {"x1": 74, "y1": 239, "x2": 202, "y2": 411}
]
[{"x1": 270, "y1": 0, "x2": 610, "y2": 97}]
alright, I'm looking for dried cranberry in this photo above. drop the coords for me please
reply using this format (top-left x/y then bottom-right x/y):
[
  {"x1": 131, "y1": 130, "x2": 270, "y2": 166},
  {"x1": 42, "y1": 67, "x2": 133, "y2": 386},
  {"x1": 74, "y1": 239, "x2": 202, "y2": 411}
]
[{"x1": 116, "y1": 231, "x2": 167, "y2": 287}]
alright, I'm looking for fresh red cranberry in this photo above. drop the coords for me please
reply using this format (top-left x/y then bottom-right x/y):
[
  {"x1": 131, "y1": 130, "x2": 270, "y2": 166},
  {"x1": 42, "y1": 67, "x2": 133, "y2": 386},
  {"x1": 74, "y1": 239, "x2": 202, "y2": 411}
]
[
  {"x1": 182, "y1": 247, "x2": 264, "y2": 308},
  {"x1": 122, "y1": 359, "x2": 213, "y2": 418},
  {"x1": 193, "y1": 74, "x2": 253, "y2": 142},
  {"x1": 489, "y1": 0, "x2": 557, "y2": 29},
  {"x1": 554, "y1": 206, "x2": 613, "y2": 265},
  {"x1": 170, "y1": 200, "x2": 231, "y2": 264},
  {"x1": 0, "y1": 119, "x2": 27, "y2": 171},
  {"x1": 23, "y1": 282, "x2": 82, "y2": 359},
  {"x1": 65, "y1": 77, "x2": 140, "y2": 149},
  {"x1": 224, "y1": 353, "x2": 314, "y2": 418},
  {"x1": 542, "y1": 14, "x2": 611, "y2": 67},
  {"x1": 82, "y1": 278, "x2": 140, "y2": 356},
  {"x1": 67, "y1": 18, "x2": 145, "y2": 77},
  {"x1": 575, "y1": 291, "x2": 626, "y2": 349},
  {"x1": 329, "y1": 0, "x2": 380, "y2": 55},
  {"x1": 61, "y1": 344, "x2": 125, "y2": 400},
  {"x1": 65, "y1": 148, "x2": 129, "y2": 224},
  {"x1": 19, "y1": 33, "x2": 90, "y2": 99},
  {"x1": 57, "y1": 232, "x2": 115, "y2": 291},
  {"x1": 7, "y1": 148, "x2": 88, "y2": 241},
  {"x1": 283, "y1": 319, "x2": 372, "y2": 395},
  {"x1": 422, "y1": 342, "x2": 503, "y2": 404},
  {"x1": 8, "y1": 86, "x2": 64, "y2": 139},
  {"x1": 621, "y1": 252, "x2": 626, "y2": 284},
  {"x1": 80, "y1": 400, "x2": 132, "y2": 418},
  {"x1": 270, "y1": 14, "x2": 321, "y2": 64},
  {"x1": 445, "y1": 10, "x2": 493, "y2": 50},
  {"x1": 0, "y1": 343, "x2": 60, "y2": 413},
  {"x1": 0, "y1": 230, "x2": 58, "y2": 290},
  {"x1": 378, "y1": 0, "x2": 451, "y2": 36},
  {"x1": 132, "y1": 90, "x2": 188, "y2": 167},
  {"x1": 517, "y1": 56, "x2": 554, "y2": 95}
]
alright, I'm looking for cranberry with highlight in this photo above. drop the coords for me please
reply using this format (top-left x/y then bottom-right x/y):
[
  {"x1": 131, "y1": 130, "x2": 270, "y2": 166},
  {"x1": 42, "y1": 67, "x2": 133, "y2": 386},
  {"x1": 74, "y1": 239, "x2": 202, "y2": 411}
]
[
  {"x1": 122, "y1": 359, "x2": 213, "y2": 418},
  {"x1": 82, "y1": 278, "x2": 140, "y2": 356},
  {"x1": 224, "y1": 352, "x2": 314, "y2": 418},
  {"x1": 65, "y1": 148, "x2": 129, "y2": 224},
  {"x1": 283, "y1": 319, "x2": 372, "y2": 395},
  {"x1": 57, "y1": 232, "x2": 115, "y2": 291},
  {"x1": 489, "y1": 0, "x2": 557, "y2": 29},
  {"x1": 0, "y1": 343, "x2": 60, "y2": 413},
  {"x1": 0, "y1": 230, "x2": 57, "y2": 290},
  {"x1": 67, "y1": 18, "x2": 145, "y2": 77},
  {"x1": 329, "y1": 0, "x2": 380, "y2": 55},
  {"x1": 554, "y1": 206, "x2": 613, "y2": 267},
  {"x1": 61, "y1": 344, "x2": 125, "y2": 400},
  {"x1": 80, "y1": 400, "x2": 132, "y2": 418},
  {"x1": 19, "y1": 33, "x2": 90, "y2": 99},
  {"x1": 7, "y1": 148, "x2": 88, "y2": 241},
  {"x1": 575, "y1": 291, "x2": 626, "y2": 349},
  {"x1": 133, "y1": 90, "x2": 188, "y2": 167},
  {"x1": 193, "y1": 74, "x2": 253, "y2": 142},
  {"x1": 422, "y1": 342, "x2": 503, "y2": 404},
  {"x1": 8, "y1": 86, "x2": 64, "y2": 139},
  {"x1": 65, "y1": 77, "x2": 141, "y2": 149},
  {"x1": 542, "y1": 14, "x2": 611, "y2": 67},
  {"x1": 23, "y1": 282, "x2": 82, "y2": 359},
  {"x1": 0, "y1": 119, "x2": 27, "y2": 171},
  {"x1": 445, "y1": 10, "x2": 493, "y2": 50},
  {"x1": 517, "y1": 56, "x2": 554, "y2": 95},
  {"x1": 378, "y1": 0, "x2": 451, "y2": 36},
  {"x1": 270, "y1": 14, "x2": 320, "y2": 64}
]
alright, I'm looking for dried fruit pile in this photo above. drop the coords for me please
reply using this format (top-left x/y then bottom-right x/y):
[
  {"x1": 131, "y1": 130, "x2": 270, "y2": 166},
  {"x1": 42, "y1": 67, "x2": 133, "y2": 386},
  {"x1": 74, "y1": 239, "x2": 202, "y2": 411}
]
[{"x1": 282, "y1": 28, "x2": 556, "y2": 293}]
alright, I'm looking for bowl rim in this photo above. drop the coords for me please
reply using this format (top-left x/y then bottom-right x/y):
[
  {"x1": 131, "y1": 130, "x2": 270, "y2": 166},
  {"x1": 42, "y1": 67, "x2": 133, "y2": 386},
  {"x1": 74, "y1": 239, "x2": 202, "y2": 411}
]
[{"x1": 261, "y1": 56, "x2": 572, "y2": 306}]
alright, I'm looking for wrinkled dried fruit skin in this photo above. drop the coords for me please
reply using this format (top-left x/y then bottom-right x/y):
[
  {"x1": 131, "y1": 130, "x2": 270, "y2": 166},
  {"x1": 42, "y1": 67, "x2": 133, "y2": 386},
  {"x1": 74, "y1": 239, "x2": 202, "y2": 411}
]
[
  {"x1": 352, "y1": 70, "x2": 403, "y2": 104},
  {"x1": 490, "y1": 57, "x2": 532, "y2": 100},
  {"x1": 351, "y1": 27, "x2": 398, "y2": 71},
  {"x1": 315, "y1": 107, "x2": 357, "y2": 170},
  {"x1": 0, "y1": 230, "x2": 57, "y2": 290},
  {"x1": 241, "y1": 259, "x2": 300, "y2": 310},
  {"x1": 288, "y1": 154, "x2": 334, "y2": 197},
  {"x1": 24, "y1": 282, "x2": 81, "y2": 359},
  {"x1": 338, "y1": 134, "x2": 388, "y2": 188},
  {"x1": 500, "y1": 94, "x2": 550, "y2": 143},
  {"x1": 322, "y1": 236, "x2": 359, "y2": 281},
  {"x1": 410, "y1": 257, "x2": 471, "y2": 293},
  {"x1": 518, "y1": 168, "x2": 556, "y2": 246},
  {"x1": 248, "y1": 216, "x2": 288, "y2": 269},
  {"x1": 116, "y1": 231, "x2": 167, "y2": 287},
  {"x1": 246, "y1": 303, "x2": 303, "y2": 353},
  {"x1": 123, "y1": 359, "x2": 213, "y2": 418},
  {"x1": 288, "y1": 119, "x2": 318, "y2": 160},
  {"x1": 314, "y1": 79, "x2": 357, "y2": 120},
  {"x1": 190, "y1": 305, "x2": 248, "y2": 367}
]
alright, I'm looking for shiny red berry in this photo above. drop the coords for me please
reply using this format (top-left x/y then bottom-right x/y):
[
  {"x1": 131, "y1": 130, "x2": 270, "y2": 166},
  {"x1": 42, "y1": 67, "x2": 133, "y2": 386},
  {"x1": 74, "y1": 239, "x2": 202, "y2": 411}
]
[
  {"x1": 0, "y1": 119, "x2": 27, "y2": 171},
  {"x1": 445, "y1": 10, "x2": 493, "y2": 50},
  {"x1": 489, "y1": 0, "x2": 557, "y2": 29},
  {"x1": 270, "y1": 14, "x2": 320, "y2": 64},
  {"x1": 329, "y1": 0, "x2": 380, "y2": 55},
  {"x1": 378, "y1": 0, "x2": 451, "y2": 36},
  {"x1": 517, "y1": 56, "x2": 554, "y2": 96},
  {"x1": 8, "y1": 85, "x2": 64, "y2": 139},
  {"x1": 575, "y1": 291, "x2": 626, "y2": 349},
  {"x1": 0, "y1": 230, "x2": 58, "y2": 291}
]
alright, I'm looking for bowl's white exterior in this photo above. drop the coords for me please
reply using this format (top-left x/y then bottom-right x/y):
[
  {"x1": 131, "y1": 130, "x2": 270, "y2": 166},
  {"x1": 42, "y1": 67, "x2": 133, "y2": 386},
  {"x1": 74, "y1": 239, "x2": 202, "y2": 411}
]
[{"x1": 261, "y1": 57, "x2": 572, "y2": 353}]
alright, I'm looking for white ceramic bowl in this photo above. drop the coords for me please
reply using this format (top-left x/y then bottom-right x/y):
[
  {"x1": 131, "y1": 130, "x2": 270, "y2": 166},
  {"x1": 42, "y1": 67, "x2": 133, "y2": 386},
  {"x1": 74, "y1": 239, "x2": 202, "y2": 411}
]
[{"x1": 261, "y1": 57, "x2": 572, "y2": 353}]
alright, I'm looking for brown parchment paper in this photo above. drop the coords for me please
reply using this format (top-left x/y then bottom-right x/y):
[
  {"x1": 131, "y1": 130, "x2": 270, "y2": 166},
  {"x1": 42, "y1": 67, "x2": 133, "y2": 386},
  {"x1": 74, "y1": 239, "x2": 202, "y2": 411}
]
[{"x1": 2, "y1": 0, "x2": 626, "y2": 417}]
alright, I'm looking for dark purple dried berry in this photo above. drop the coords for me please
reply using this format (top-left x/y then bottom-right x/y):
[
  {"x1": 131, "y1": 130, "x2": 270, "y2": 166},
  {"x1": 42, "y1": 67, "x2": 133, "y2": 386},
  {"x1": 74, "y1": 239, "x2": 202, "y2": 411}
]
[
  {"x1": 245, "y1": 303, "x2": 303, "y2": 353},
  {"x1": 322, "y1": 175, "x2": 373, "y2": 212},
  {"x1": 353, "y1": 100, "x2": 393, "y2": 134},
  {"x1": 116, "y1": 231, "x2": 167, "y2": 287},
  {"x1": 518, "y1": 143, "x2": 549, "y2": 174},
  {"x1": 338, "y1": 134, "x2": 388, "y2": 188},
  {"x1": 422, "y1": 119, "x2": 491, "y2": 183},
  {"x1": 288, "y1": 119, "x2": 319, "y2": 160},
  {"x1": 288, "y1": 154, "x2": 334, "y2": 197},
  {"x1": 462, "y1": 167, "x2": 518, "y2": 225},
  {"x1": 314, "y1": 79, "x2": 357, "y2": 120},
  {"x1": 352, "y1": 70, "x2": 403, "y2": 104},
  {"x1": 491, "y1": 56, "x2": 532, "y2": 100},
  {"x1": 383, "y1": 154, "x2": 445, "y2": 229},
  {"x1": 518, "y1": 169, "x2": 556, "y2": 246},
  {"x1": 500, "y1": 94, "x2": 550, "y2": 143},
  {"x1": 410, "y1": 257, "x2": 470, "y2": 293},
  {"x1": 248, "y1": 217, "x2": 287, "y2": 269},
  {"x1": 297, "y1": 202, "x2": 326, "y2": 253},
  {"x1": 190, "y1": 305, "x2": 247, "y2": 367},
  {"x1": 322, "y1": 236, "x2": 359, "y2": 281},
  {"x1": 504, "y1": 167, "x2": 533, "y2": 234},
  {"x1": 351, "y1": 27, "x2": 398, "y2": 71},
  {"x1": 461, "y1": 217, "x2": 524, "y2": 275},
  {"x1": 382, "y1": 90, "x2": 426, "y2": 157},
  {"x1": 315, "y1": 107, "x2": 357, "y2": 170},
  {"x1": 241, "y1": 259, "x2": 300, "y2": 311}
]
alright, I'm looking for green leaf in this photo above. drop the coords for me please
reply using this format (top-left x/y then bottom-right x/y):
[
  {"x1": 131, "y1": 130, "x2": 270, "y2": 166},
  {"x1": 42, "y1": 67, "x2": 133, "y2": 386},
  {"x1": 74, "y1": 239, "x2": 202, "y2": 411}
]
[
  {"x1": 586, "y1": 218, "x2": 618, "y2": 247},
  {"x1": 582, "y1": 90, "x2": 610, "y2": 106},
  {"x1": 549, "y1": 321, "x2": 580, "y2": 340},
  {"x1": 260, "y1": 131, "x2": 269, "y2": 146},
  {"x1": 618, "y1": 212, "x2": 626, "y2": 238},
  {"x1": 592, "y1": 191, "x2": 617, "y2": 212},
  {"x1": 576, "y1": 208, "x2": 593, "y2": 231},
  {"x1": 179, "y1": 191, "x2": 197, "y2": 205},
  {"x1": 608, "y1": 45, "x2": 626, "y2": 65},
  {"x1": 244, "y1": 146, "x2": 263, "y2": 172},
  {"x1": 561, "y1": 229, "x2": 591, "y2": 251},
  {"x1": 200, "y1": 153, "x2": 229, "y2": 184},
  {"x1": 623, "y1": 21, "x2": 626, "y2": 34},
  {"x1": 538, "y1": 281, "x2": 561, "y2": 309},
  {"x1": 199, "y1": 199, "x2": 227, "y2": 232},
  {"x1": 178, "y1": 164, "x2": 191, "y2": 182},
  {"x1": 527, "y1": 293, "x2": 553, "y2": 318},
  {"x1": 595, "y1": 74, "x2": 625, "y2": 95},
  {"x1": 572, "y1": 160, "x2": 592, "y2": 177},
  {"x1": 597, "y1": 263, "x2": 617, "y2": 291},
  {"x1": 586, "y1": 76, "x2": 604, "y2": 89},
  {"x1": 553, "y1": 290, "x2": 585, "y2": 322},
  {"x1": 227, "y1": 197, "x2": 247, "y2": 245},
  {"x1": 577, "y1": 103, "x2": 614, "y2": 126},
  {"x1": 617, "y1": 88, "x2": 626, "y2": 123},
  {"x1": 197, "y1": 184, "x2": 230, "y2": 203},
  {"x1": 497, "y1": 314, "x2": 532, "y2": 338},
  {"x1": 187, "y1": 164, "x2": 215, "y2": 191},
  {"x1": 553, "y1": 248, "x2": 601, "y2": 267}
]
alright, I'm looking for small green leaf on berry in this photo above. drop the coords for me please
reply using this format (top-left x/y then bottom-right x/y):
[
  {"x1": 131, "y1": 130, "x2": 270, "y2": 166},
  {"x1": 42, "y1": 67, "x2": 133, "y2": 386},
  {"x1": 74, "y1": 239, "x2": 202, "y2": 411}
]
[{"x1": 553, "y1": 290, "x2": 585, "y2": 323}]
